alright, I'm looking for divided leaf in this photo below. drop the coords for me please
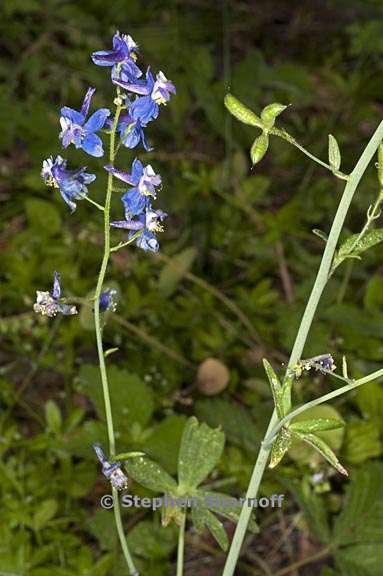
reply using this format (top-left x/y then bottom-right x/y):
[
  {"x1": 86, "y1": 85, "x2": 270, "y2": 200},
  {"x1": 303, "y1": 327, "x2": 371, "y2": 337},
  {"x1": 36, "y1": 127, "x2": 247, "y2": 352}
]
[
  {"x1": 328, "y1": 134, "x2": 341, "y2": 171},
  {"x1": 224, "y1": 94, "x2": 263, "y2": 128},
  {"x1": 126, "y1": 456, "x2": 178, "y2": 494},
  {"x1": 178, "y1": 417, "x2": 225, "y2": 490}
]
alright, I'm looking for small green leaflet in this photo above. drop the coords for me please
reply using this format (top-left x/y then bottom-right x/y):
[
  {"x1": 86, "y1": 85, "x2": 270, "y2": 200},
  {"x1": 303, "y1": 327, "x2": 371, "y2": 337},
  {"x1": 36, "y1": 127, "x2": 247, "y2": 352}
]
[
  {"x1": 250, "y1": 133, "x2": 269, "y2": 165},
  {"x1": 261, "y1": 102, "x2": 288, "y2": 129},
  {"x1": 269, "y1": 427, "x2": 293, "y2": 468},
  {"x1": 224, "y1": 94, "x2": 263, "y2": 128},
  {"x1": 294, "y1": 431, "x2": 348, "y2": 476},
  {"x1": 328, "y1": 134, "x2": 341, "y2": 171},
  {"x1": 290, "y1": 418, "x2": 345, "y2": 434}
]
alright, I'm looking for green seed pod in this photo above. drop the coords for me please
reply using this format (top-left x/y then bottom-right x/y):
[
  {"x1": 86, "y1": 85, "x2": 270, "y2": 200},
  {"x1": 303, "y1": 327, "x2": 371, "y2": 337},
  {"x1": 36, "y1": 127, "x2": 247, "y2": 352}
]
[
  {"x1": 328, "y1": 134, "x2": 341, "y2": 171},
  {"x1": 250, "y1": 133, "x2": 269, "y2": 165},
  {"x1": 224, "y1": 94, "x2": 263, "y2": 128},
  {"x1": 260, "y1": 103, "x2": 288, "y2": 128}
]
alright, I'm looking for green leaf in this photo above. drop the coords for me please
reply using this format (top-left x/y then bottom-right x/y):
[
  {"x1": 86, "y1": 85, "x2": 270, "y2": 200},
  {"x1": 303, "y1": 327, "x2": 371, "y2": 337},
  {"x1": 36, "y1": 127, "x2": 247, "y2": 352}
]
[
  {"x1": 195, "y1": 398, "x2": 261, "y2": 453},
  {"x1": 269, "y1": 427, "x2": 292, "y2": 468},
  {"x1": 261, "y1": 102, "x2": 288, "y2": 128},
  {"x1": 178, "y1": 417, "x2": 225, "y2": 490},
  {"x1": 294, "y1": 431, "x2": 348, "y2": 476},
  {"x1": 25, "y1": 198, "x2": 61, "y2": 236},
  {"x1": 45, "y1": 399, "x2": 62, "y2": 434},
  {"x1": 33, "y1": 499, "x2": 58, "y2": 531},
  {"x1": 143, "y1": 415, "x2": 187, "y2": 474},
  {"x1": 158, "y1": 247, "x2": 197, "y2": 298},
  {"x1": 263, "y1": 359, "x2": 284, "y2": 418},
  {"x1": 343, "y1": 419, "x2": 382, "y2": 464},
  {"x1": 250, "y1": 132, "x2": 269, "y2": 165},
  {"x1": 328, "y1": 134, "x2": 341, "y2": 171},
  {"x1": 333, "y1": 463, "x2": 383, "y2": 575},
  {"x1": 333, "y1": 229, "x2": 383, "y2": 269},
  {"x1": 191, "y1": 500, "x2": 228, "y2": 550},
  {"x1": 78, "y1": 365, "x2": 154, "y2": 431},
  {"x1": 127, "y1": 519, "x2": 177, "y2": 559},
  {"x1": 224, "y1": 94, "x2": 262, "y2": 128},
  {"x1": 290, "y1": 418, "x2": 345, "y2": 434},
  {"x1": 125, "y1": 456, "x2": 177, "y2": 494}
]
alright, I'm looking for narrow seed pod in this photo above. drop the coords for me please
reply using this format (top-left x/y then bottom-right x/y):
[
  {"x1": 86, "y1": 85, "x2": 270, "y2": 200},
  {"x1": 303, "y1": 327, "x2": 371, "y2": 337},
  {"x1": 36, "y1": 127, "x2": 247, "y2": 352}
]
[{"x1": 224, "y1": 94, "x2": 263, "y2": 128}]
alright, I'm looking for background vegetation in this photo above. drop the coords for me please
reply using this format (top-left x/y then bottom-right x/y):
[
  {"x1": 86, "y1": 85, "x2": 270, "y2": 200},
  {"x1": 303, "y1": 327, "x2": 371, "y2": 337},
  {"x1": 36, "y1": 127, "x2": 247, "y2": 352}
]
[{"x1": 1, "y1": 0, "x2": 383, "y2": 574}]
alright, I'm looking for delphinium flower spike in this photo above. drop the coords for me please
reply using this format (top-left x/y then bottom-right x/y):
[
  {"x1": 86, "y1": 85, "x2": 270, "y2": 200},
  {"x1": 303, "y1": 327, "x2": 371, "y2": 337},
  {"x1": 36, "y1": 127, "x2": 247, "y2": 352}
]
[
  {"x1": 34, "y1": 272, "x2": 77, "y2": 317},
  {"x1": 93, "y1": 443, "x2": 128, "y2": 490},
  {"x1": 41, "y1": 155, "x2": 96, "y2": 212},
  {"x1": 59, "y1": 87, "x2": 110, "y2": 157}
]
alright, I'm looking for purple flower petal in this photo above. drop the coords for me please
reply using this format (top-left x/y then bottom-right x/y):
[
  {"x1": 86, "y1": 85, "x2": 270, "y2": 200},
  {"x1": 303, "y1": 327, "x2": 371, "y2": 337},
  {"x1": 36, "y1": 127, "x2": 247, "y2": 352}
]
[
  {"x1": 60, "y1": 107, "x2": 85, "y2": 126},
  {"x1": 80, "y1": 87, "x2": 96, "y2": 118},
  {"x1": 52, "y1": 271, "x2": 61, "y2": 299}
]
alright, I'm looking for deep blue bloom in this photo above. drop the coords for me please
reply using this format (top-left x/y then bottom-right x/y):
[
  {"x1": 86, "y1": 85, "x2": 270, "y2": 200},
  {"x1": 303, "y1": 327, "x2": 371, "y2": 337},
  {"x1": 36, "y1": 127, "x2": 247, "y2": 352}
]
[
  {"x1": 41, "y1": 156, "x2": 96, "y2": 212},
  {"x1": 99, "y1": 288, "x2": 117, "y2": 312},
  {"x1": 34, "y1": 272, "x2": 77, "y2": 317},
  {"x1": 115, "y1": 110, "x2": 151, "y2": 151},
  {"x1": 59, "y1": 87, "x2": 110, "y2": 157},
  {"x1": 92, "y1": 32, "x2": 142, "y2": 89},
  {"x1": 128, "y1": 69, "x2": 176, "y2": 124},
  {"x1": 105, "y1": 159, "x2": 161, "y2": 217},
  {"x1": 111, "y1": 205, "x2": 167, "y2": 253}
]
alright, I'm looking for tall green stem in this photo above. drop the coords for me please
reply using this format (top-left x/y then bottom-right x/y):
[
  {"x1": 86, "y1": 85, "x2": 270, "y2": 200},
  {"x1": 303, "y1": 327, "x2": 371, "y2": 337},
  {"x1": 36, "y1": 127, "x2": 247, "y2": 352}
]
[
  {"x1": 93, "y1": 103, "x2": 138, "y2": 576},
  {"x1": 222, "y1": 119, "x2": 383, "y2": 576},
  {"x1": 176, "y1": 511, "x2": 186, "y2": 576}
]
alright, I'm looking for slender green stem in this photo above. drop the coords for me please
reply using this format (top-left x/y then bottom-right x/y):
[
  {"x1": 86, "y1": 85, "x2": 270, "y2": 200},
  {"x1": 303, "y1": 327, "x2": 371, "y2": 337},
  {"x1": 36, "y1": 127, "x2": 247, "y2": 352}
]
[
  {"x1": 110, "y1": 230, "x2": 143, "y2": 252},
  {"x1": 222, "y1": 120, "x2": 383, "y2": 576},
  {"x1": 271, "y1": 127, "x2": 348, "y2": 180},
  {"x1": 176, "y1": 511, "x2": 186, "y2": 576},
  {"x1": 84, "y1": 195, "x2": 105, "y2": 211},
  {"x1": 93, "y1": 102, "x2": 138, "y2": 576},
  {"x1": 264, "y1": 366, "x2": 383, "y2": 446}
]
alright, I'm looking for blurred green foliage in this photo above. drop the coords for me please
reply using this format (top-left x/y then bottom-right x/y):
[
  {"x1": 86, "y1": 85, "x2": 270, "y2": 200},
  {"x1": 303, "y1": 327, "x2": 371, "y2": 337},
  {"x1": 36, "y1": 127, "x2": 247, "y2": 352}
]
[{"x1": 1, "y1": 0, "x2": 383, "y2": 574}]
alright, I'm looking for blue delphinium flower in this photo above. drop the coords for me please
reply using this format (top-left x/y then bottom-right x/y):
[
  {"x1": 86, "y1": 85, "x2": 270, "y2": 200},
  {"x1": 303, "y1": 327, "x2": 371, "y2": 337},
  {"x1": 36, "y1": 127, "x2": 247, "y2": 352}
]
[
  {"x1": 59, "y1": 87, "x2": 110, "y2": 157},
  {"x1": 128, "y1": 69, "x2": 176, "y2": 124},
  {"x1": 105, "y1": 159, "x2": 161, "y2": 217},
  {"x1": 99, "y1": 288, "x2": 118, "y2": 312},
  {"x1": 111, "y1": 205, "x2": 167, "y2": 253},
  {"x1": 115, "y1": 110, "x2": 151, "y2": 151},
  {"x1": 34, "y1": 272, "x2": 77, "y2": 317},
  {"x1": 92, "y1": 32, "x2": 142, "y2": 89},
  {"x1": 93, "y1": 443, "x2": 128, "y2": 490},
  {"x1": 41, "y1": 156, "x2": 96, "y2": 212}
]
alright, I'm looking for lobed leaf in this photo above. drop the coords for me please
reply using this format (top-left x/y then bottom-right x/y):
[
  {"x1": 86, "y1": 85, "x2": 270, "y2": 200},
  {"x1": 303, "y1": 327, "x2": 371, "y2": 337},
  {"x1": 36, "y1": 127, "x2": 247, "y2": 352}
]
[{"x1": 125, "y1": 456, "x2": 177, "y2": 494}]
